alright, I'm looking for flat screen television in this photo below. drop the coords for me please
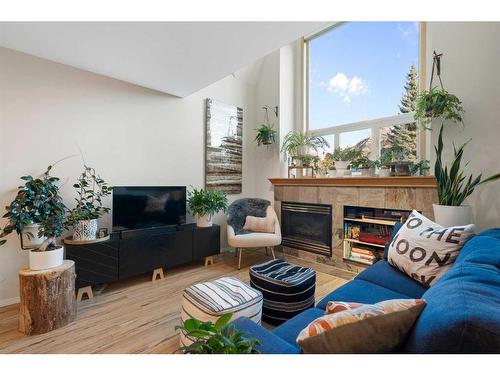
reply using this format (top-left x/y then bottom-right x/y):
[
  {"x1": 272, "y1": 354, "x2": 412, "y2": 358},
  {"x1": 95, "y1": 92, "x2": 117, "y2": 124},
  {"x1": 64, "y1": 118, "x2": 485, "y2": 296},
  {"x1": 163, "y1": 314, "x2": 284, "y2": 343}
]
[{"x1": 112, "y1": 186, "x2": 186, "y2": 231}]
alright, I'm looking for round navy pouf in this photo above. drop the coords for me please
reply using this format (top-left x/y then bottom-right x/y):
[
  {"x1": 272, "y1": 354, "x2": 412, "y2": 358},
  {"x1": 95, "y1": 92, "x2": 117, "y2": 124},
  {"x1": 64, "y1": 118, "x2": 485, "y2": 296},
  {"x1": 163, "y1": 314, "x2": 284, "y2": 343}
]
[{"x1": 249, "y1": 259, "x2": 316, "y2": 326}]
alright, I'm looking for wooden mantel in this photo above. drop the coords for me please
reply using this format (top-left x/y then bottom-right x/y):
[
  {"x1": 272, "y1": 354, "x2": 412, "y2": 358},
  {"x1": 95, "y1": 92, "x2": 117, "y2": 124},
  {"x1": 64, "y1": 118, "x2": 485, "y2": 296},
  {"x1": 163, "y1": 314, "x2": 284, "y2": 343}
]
[{"x1": 269, "y1": 176, "x2": 436, "y2": 188}]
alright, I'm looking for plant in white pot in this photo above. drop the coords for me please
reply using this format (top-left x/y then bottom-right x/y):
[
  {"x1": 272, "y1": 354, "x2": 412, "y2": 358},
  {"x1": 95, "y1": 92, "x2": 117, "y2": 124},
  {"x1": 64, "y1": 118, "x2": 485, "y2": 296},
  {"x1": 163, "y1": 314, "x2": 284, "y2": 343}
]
[
  {"x1": 0, "y1": 165, "x2": 67, "y2": 270},
  {"x1": 187, "y1": 187, "x2": 228, "y2": 227},
  {"x1": 433, "y1": 126, "x2": 500, "y2": 226},
  {"x1": 66, "y1": 165, "x2": 111, "y2": 241},
  {"x1": 281, "y1": 131, "x2": 329, "y2": 167}
]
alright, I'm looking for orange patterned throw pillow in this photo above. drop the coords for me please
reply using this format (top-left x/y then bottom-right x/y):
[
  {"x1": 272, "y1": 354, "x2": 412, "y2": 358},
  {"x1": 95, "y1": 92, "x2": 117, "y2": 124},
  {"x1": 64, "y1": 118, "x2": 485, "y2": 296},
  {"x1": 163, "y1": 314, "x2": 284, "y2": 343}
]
[
  {"x1": 243, "y1": 215, "x2": 275, "y2": 233},
  {"x1": 297, "y1": 299, "x2": 426, "y2": 353}
]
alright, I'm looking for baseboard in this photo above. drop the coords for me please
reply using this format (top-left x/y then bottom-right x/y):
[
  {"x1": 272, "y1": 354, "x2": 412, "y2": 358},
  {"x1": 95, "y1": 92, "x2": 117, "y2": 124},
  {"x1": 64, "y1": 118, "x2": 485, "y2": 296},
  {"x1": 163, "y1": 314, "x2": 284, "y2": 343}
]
[{"x1": 0, "y1": 296, "x2": 20, "y2": 307}]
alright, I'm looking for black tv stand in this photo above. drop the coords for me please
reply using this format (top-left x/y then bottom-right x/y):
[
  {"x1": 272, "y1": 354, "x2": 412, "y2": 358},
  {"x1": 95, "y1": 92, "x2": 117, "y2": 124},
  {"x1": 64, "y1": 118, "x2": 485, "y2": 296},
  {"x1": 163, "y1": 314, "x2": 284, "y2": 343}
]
[{"x1": 65, "y1": 223, "x2": 220, "y2": 293}]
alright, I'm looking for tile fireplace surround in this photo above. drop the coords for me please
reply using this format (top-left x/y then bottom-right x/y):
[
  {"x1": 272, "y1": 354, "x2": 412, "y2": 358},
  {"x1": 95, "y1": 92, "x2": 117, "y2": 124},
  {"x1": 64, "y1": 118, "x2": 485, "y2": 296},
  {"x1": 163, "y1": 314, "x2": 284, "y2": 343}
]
[{"x1": 269, "y1": 176, "x2": 438, "y2": 274}]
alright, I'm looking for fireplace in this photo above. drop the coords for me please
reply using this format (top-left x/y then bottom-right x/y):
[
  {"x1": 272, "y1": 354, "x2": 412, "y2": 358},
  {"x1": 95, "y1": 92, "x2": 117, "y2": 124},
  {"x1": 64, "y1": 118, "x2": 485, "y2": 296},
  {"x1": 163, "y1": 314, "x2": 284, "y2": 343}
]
[{"x1": 281, "y1": 202, "x2": 332, "y2": 257}]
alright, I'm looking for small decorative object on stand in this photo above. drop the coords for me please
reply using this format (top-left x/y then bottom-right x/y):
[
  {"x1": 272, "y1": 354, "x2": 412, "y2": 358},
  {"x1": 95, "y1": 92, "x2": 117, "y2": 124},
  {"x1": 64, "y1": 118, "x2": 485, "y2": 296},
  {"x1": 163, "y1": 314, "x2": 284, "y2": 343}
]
[
  {"x1": 187, "y1": 186, "x2": 228, "y2": 227},
  {"x1": 98, "y1": 228, "x2": 108, "y2": 238},
  {"x1": 66, "y1": 165, "x2": 111, "y2": 241}
]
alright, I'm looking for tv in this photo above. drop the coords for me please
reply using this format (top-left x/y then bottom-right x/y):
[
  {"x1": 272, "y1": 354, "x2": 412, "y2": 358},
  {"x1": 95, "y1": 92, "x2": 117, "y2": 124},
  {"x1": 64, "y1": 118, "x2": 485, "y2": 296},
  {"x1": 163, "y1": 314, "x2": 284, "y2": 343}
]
[{"x1": 112, "y1": 186, "x2": 186, "y2": 231}]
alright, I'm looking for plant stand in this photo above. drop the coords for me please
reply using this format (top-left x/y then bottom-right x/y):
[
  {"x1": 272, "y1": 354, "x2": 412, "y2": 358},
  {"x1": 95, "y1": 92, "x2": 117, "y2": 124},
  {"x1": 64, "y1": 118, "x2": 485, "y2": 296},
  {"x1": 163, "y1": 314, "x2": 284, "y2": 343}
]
[{"x1": 18, "y1": 260, "x2": 76, "y2": 335}]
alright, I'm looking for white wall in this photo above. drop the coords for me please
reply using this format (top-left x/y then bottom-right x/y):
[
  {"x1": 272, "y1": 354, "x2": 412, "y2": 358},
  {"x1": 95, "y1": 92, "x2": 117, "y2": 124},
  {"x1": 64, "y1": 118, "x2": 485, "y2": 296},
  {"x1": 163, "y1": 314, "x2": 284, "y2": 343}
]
[
  {"x1": 251, "y1": 50, "x2": 281, "y2": 201},
  {"x1": 0, "y1": 47, "x2": 262, "y2": 305},
  {"x1": 426, "y1": 22, "x2": 500, "y2": 230}
]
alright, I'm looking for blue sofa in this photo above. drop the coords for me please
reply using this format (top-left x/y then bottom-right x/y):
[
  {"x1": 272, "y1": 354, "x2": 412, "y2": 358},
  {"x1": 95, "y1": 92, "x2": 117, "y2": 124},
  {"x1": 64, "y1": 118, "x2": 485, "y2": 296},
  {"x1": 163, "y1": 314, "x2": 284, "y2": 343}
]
[{"x1": 233, "y1": 227, "x2": 500, "y2": 353}]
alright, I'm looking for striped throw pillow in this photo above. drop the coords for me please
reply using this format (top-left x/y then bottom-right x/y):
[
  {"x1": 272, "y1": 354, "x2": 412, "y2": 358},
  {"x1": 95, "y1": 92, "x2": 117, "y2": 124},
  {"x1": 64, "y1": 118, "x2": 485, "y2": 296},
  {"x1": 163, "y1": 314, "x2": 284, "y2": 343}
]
[{"x1": 297, "y1": 299, "x2": 426, "y2": 353}]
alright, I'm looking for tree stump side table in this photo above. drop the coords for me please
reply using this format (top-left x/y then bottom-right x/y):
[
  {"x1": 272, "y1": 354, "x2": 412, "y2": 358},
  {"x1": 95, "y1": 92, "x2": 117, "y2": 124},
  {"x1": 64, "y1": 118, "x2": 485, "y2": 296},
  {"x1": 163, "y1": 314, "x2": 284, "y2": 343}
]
[{"x1": 18, "y1": 260, "x2": 77, "y2": 335}]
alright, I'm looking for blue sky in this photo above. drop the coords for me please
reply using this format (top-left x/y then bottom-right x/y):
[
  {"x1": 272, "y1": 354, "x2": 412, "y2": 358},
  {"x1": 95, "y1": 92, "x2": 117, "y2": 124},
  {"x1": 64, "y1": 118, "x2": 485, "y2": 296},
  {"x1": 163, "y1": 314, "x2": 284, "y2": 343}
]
[{"x1": 309, "y1": 22, "x2": 419, "y2": 148}]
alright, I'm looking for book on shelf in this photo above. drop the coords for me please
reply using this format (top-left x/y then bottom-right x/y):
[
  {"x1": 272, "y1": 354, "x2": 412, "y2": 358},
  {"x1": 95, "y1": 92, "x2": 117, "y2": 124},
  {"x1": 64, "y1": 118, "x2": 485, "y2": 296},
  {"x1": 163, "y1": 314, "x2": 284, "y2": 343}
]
[{"x1": 350, "y1": 246, "x2": 376, "y2": 257}]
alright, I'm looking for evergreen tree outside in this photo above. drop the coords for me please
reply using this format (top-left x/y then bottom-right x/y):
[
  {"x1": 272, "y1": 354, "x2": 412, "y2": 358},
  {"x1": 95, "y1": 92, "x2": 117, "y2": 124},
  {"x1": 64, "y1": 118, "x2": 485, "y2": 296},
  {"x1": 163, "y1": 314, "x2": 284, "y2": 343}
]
[{"x1": 381, "y1": 64, "x2": 418, "y2": 161}]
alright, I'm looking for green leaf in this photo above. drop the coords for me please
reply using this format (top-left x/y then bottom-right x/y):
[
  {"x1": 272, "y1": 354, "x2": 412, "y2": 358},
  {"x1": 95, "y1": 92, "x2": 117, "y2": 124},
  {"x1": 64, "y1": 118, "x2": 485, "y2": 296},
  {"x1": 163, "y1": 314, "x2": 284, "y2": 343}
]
[{"x1": 215, "y1": 313, "x2": 233, "y2": 331}]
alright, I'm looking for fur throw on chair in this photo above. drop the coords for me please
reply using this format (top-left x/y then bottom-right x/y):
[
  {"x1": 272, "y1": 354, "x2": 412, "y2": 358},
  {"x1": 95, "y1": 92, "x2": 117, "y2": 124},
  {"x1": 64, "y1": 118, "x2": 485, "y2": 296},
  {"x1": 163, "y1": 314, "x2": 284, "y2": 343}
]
[{"x1": 227, "y1": 198, "x2": 271, "y2": 235}]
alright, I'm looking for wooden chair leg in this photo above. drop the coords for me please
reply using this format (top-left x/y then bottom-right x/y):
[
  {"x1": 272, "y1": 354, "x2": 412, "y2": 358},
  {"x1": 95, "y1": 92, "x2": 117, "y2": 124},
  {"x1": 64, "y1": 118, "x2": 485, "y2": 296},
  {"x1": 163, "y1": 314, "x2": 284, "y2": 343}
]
[
  {"x1": 270, "y1": 246, "x2": 276, "y2": 260},
  {"x1": 265, "y1": 247, "x2": 269, "y2": 256},
  {"x1": 76, "y1": 286, "x2": 93, "y2": 302},
  {"x1": 238, "y1": 248, "x2": 243, "y2": 270},
  {"x1": 204, "y1": 256, "x2": 214, "y2": 267},
  {"x1": 152, "y1": 267, "x2": 165, "y2": 282}
]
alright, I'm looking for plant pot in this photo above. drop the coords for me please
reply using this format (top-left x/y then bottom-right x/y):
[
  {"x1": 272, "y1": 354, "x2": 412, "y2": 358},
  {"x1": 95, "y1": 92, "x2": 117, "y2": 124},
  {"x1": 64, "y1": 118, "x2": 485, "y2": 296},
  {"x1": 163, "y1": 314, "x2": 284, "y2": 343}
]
[
  {"x1": 378, "y1": 168, "x2": 391, "y2": 177},
  {"x1": 29, "y1": 246, "x2": 64, "y2": 270},
  {"x1": 359, "y1": 167, "x2": 375, "y2": 177},
  {"x1": 196, "y1": 214, "x2": 213, "y2": 227},
  {"x1": 261, "y1": 134, "x2": 274, "y2": 145},
  {"x1": 388, "y1": 161, "x2": 412, "y2": 176},
  {"x1": 73, "y1": 219, "x2": 99, "y2": 241},
  {"x1": 21, "y1": 224, "x2": 46, "y2": 249},
  {"x1": 335, "y1": 161, "x2": 349, "y2": 177},
  {"x1": 433, "y1": 204, "x2": 472, "y2": 227}
]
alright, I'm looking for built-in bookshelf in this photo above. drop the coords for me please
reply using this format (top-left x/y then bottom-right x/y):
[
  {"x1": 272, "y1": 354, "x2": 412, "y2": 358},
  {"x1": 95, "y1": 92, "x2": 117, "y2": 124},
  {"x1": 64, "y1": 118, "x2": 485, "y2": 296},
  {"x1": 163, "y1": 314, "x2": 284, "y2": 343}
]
[{"x1": 343, "y1": 206, "x2": 412, "y2": 266}]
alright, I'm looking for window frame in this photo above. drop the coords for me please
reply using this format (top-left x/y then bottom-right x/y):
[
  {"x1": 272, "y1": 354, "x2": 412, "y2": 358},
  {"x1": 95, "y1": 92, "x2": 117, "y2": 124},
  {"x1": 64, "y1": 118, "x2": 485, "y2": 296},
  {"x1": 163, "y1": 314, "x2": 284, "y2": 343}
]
[{"x1": 302, "y1": 22, "x2": 427, "y2": 161}]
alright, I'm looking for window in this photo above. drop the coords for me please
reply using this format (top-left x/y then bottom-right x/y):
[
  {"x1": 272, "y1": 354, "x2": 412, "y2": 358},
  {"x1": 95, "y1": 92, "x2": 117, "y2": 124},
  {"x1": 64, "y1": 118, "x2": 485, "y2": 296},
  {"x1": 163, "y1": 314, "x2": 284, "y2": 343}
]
[{"x1": 305, "y1": 22, "x2": 424, "y2": 162}]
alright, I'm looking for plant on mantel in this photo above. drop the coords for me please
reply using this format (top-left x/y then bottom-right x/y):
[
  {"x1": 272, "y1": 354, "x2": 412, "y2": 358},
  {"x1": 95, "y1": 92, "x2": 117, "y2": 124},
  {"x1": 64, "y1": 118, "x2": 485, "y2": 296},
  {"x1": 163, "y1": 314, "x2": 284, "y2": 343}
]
[
  {"x1": 0, "y1": 165, "x2": 66, "y2": 252},
  {"x1": 281, "y1": 131, "x2": 329, "y2": 165}
]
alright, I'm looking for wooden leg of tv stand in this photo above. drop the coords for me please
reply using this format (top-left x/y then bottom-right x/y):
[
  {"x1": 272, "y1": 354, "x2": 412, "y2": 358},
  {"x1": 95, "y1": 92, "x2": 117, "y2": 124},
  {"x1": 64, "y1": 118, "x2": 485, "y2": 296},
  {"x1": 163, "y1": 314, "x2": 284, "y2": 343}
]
[
  {"x1": 76, "y1": 286, "x2": 93, "y2": 302},
  {"x1": 204, "y1": 256, "x2": 214, "y2": 267},
  {"x1": 152, "y1": 268, "x2": 165, "y2": 282}
]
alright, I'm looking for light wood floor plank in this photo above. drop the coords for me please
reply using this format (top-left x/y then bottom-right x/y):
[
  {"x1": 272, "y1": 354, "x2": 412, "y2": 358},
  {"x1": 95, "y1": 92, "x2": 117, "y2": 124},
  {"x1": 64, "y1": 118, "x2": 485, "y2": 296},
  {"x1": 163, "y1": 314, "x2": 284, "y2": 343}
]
[{"x1": 0, "y1": 249, "x2": 351, "y2": 354}]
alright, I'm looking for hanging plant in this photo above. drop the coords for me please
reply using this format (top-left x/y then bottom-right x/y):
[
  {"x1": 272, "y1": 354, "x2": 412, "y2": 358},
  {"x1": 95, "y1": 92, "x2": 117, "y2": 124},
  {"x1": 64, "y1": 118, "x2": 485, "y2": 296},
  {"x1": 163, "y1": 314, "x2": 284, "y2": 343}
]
[
  {"x1": 255, "y1": 124, "x2": 277, "y2": 146},
  {"x1": 414, "y1": 51, "x2": 465, "y2": 127},
  {"x1": 255, "y1": 105, "x2": 278, "y2": 146}
]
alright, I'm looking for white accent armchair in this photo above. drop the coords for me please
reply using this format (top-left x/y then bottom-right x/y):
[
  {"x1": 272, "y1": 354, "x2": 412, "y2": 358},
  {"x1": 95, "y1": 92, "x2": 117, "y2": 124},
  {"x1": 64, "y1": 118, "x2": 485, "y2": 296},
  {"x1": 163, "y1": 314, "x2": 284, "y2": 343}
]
[{"x1": 227, "y1": 205, "x2": 282, "y2": 269}]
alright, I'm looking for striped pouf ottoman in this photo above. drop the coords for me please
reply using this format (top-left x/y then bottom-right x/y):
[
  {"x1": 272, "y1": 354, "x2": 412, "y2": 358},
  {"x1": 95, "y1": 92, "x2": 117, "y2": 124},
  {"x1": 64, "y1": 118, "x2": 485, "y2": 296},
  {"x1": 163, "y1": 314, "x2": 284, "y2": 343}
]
[
  {"x1": 180, "y1": 276, "x2": 263, "y2": 346},
  {"x1": 249, "y1": 259, "x2": 316, "y2": 326}
]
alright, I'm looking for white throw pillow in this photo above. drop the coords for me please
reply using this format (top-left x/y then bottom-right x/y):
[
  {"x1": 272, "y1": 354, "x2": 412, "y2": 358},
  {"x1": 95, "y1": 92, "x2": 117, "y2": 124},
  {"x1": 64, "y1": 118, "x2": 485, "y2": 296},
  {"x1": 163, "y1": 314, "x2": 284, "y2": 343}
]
[{"x1": 387, "y1": 210, "x2": 475, "y2": 287}]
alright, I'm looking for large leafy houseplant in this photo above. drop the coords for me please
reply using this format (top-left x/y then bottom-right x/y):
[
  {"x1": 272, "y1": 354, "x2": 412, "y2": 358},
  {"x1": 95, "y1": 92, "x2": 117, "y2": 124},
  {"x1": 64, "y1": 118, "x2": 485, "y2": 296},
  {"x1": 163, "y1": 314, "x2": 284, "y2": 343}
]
[
  {"x1": 0, "y1": 165, "x2": 66, "y2": 252},
  {"x1": 187, "y1": 187, "x2": 228, "y2": 227},
  {"x1": 281, "y1": 131, "x2": 329, "y2": 163},
  {"x1": 434, "y1": 126, "x2": 500, "y2": 206},
  {"x1": 176, "y1": 313, "x2": 260, "y2": 354}
]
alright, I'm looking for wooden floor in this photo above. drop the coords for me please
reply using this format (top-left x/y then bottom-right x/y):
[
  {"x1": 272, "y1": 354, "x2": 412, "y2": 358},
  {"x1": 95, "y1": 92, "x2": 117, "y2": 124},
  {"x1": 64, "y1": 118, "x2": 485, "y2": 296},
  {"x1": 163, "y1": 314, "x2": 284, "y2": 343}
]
[{"x1": 0, "y1": 250, "x2": 352, "y2": 354}]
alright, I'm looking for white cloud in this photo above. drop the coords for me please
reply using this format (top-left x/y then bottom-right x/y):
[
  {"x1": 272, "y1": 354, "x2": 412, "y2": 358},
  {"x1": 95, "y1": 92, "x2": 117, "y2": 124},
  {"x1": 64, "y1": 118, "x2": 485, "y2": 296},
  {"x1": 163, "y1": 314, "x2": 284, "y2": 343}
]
[{"x1": 326, "y1": 72, "x2": 367, "y2": 103}]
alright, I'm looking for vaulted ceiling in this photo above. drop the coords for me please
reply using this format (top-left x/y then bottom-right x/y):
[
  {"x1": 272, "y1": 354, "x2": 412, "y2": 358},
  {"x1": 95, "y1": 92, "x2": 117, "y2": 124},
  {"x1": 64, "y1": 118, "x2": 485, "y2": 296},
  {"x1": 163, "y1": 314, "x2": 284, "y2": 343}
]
[{"x1": 0, "y1": 22, "x2": 327, "y2": 97}]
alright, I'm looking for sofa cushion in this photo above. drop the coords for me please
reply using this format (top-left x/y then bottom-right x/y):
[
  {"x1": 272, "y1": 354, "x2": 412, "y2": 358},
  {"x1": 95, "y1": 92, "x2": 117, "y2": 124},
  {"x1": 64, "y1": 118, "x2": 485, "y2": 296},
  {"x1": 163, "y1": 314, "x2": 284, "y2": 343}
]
[
  {"x1": 231, "y1": 317, "x2": 301, "y2": 354},
  {"x1": 271, "y1": 307, "x2": 324, "y2": 347},
  {"x1": 387, "y1": 210, "x2": 475, "y2": 287},
  {"x1": 356, "y1": 260, "x2": 428, "y2": 298},
  {"x1": 297, "y1": 299, "x2": 425, "y2": 354},
  {"x1": 404, "y1": 262, "x2": 500, "y2": 353},
  {"x1": 316, "y1": 279, "x2": 411, "y2": 310},
  {"x1": 454, "y1": 232, "x2": 500, "y2": 268},
  {"x1": 384, "y1": 222, "x2": 403, "y2": 260}
]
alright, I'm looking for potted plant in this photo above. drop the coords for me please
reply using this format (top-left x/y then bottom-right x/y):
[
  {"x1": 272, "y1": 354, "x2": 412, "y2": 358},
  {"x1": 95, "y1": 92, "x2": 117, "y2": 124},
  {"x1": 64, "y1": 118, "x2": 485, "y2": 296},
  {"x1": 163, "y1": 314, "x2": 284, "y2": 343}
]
[
  {"x1": 0, "y1": 166, "x2": 67, "y2": 270},
  {"x1": 255, "y1": 123, "x2": 277, "y2": 146},
  {"x1": 176, "y1": 313, "x2": 260, "y2": 354},
  {"x1": 410, "y1": 159, "x2": 431, "y2": 176},
  {"x1": 187, "y1": 187, "x2": 228, "y2": 227},
  {"x1": 433, "y1": 126, "x2": 500, "y2": 226},
  {"x1": 317, "y1": 153, "x2": 335, "y2": 177},
  {"x1": 414, "y1": 51, "x2": 465, "y2": 129},
  {"x1": 350, "y1": 153, "x2": 376, "y2": 176},
  {"x1": 66, "y1": 165, "x2": 111, "y2": 241},
  {"x1": 332, "y1": 147, "x2": 357, "y2": 176},
  {"x1": 377, "y1": 150, "x2": 393, "y2": 177},
  {"x1": 281, "y1": 131, "x2": 329, "y2": 165}
]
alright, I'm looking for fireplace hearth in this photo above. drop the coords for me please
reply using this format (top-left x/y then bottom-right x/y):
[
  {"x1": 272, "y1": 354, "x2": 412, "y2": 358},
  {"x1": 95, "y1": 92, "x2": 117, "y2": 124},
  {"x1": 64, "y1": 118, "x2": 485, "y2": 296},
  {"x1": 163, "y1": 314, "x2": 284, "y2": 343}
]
[{"x1": 281, "y1": 202, "x2": 332, "y2": 256}]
